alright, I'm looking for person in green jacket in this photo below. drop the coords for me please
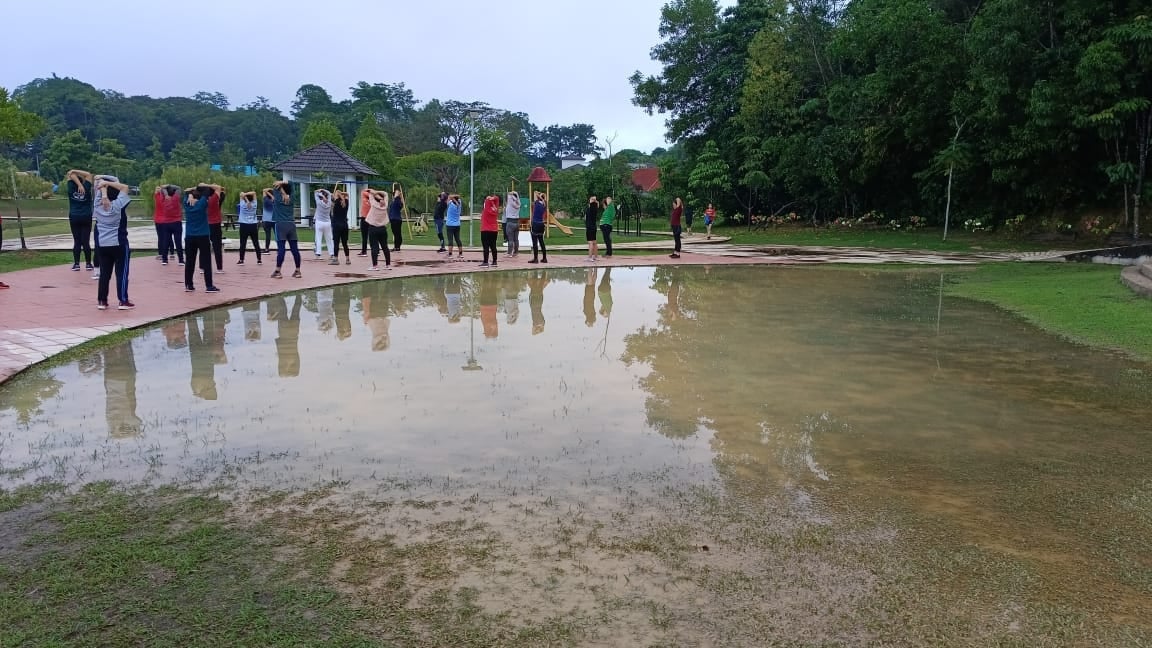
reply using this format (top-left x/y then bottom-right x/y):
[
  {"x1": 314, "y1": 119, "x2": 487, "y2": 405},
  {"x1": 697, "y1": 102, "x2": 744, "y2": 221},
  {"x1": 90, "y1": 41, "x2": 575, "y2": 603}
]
[{"x1": 599, "y1": 196, "x2": 616, "y2": 257}]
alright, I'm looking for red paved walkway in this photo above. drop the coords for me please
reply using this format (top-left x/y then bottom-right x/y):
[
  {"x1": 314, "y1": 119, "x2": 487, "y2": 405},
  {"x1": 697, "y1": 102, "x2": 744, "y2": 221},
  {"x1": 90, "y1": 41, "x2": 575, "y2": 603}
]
[{"x1": 0, "y1": 247, "x2": 765, "y2": 384}]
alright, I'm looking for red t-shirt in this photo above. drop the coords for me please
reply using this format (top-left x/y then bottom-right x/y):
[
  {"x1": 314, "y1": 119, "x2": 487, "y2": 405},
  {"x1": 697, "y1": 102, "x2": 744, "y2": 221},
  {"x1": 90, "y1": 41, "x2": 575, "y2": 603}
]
[
  {"x1": 480, "y1": 197, "x2": 500, "y2": 232},
  {"x1": 153, "y1": 190, "x2": 165, "y2": 222},
  {"x1": 207, "y1": 194, "x2": 223, "y2": 225},
  {"x1": 705, "y1": 207, "x2": 716, "y2": 221},
  {"x1": 670, "y1": 205, "x2": 683, "y2": 227},
  {"x1": 162, "y1": 193, "x2": 182, "y2": 223}
]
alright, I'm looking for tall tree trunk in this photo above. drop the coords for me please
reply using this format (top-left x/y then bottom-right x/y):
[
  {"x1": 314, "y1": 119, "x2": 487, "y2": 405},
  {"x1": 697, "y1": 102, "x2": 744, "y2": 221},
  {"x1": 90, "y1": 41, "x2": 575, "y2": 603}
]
[
  {"x1": 9, "y1": 169, "x2": 28, "y2": 250},
  {"x1": 943, "y1": 163, "x2": 955, "y2": 242}
]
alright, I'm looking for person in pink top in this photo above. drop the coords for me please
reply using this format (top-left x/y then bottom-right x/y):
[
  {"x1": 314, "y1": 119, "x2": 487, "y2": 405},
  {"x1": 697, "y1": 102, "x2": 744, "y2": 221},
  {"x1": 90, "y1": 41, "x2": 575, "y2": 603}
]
[{"x1": 479, "y1": 194, "x2": 500, "y2": 268}]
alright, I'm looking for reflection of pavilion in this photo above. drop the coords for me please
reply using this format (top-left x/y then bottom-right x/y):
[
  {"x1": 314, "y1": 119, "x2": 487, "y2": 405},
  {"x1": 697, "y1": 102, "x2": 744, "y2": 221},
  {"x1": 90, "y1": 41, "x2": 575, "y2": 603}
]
[{"x1": 103, "y1": 342, "x2": 141, "y2": 439}]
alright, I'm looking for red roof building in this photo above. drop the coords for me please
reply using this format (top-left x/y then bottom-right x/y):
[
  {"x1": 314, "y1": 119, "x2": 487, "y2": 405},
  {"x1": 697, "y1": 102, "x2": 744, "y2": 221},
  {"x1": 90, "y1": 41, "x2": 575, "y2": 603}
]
[{"x1": 631, "y1": 167, "x2": 661, "y2": 192}]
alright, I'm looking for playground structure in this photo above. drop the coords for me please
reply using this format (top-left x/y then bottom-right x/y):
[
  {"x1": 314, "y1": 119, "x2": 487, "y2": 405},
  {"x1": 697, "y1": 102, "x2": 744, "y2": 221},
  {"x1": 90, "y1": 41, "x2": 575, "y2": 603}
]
[{"x1": 526, "y1": 166, "x2": 572, "y2": 237}]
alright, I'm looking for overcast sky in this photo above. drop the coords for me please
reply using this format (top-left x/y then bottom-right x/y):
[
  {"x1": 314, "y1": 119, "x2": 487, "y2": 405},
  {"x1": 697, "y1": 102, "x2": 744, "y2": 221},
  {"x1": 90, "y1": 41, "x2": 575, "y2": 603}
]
[{"x1": 0, "y1": 0, "x2": 736, "y2": 155}]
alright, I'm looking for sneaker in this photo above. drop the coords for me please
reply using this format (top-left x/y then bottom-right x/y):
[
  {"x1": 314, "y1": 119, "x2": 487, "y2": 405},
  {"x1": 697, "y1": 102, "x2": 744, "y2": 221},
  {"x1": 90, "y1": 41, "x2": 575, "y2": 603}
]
[
  {"x1": 528, "y1": 259, "x2": 538, "y2": 264},
  {"x1": 162, "y1": 261, "x2": 168, "y2": 266},
  {"x1": 97, "y1": 302, "x2": 108, "y2": 310},
  {"x1": 479, "y1": 262, "x2": 489, "y2": 268},
  {"x1": 292, "y1": 270, "x2": 302, "y2": 278},
  {"x1": 178, "y1": 261, "x2": 185, "y2": 266},
  {"x1": 236, "y1": 260, "x2": 245, "y2": 265},
  {"x1": 357, "y1": 252, "x2": 368, "y2": 257},
  {"x1": 118, "y1": 301, "x2": 135, "y2": 310},
  {"x1": 438, "y1": 248, "x2": 446, "y2": 253},
  {"x1": 345, "y1": 258, "x2": 351, "y2": 265},
  {"x1": 185, "y1": 285, "x2": 195, "y2": 292},
  {"x1": 0, "y1": 282, "x2": 9, "y2": 289},
  {"x1": 205, "y1": 286, "x2": 220, "y2": 293},
  {"x1": 491, "y1": 263, "x2": 498, "y2": 268},
  {"x1": 271, "y1": 270, "x2": 282, "y2": 279},
  {"x1": 257, "y1": 260, "x2": 263, "y2": 265},
  {"x1": 92, "y1": 273, "x2": 100, "y2": 280},
  {"x1": 85, "y1": 263, "x2": 94, "y2": 271},
  {"x1": 670, "y1": 253, "x2": 681, "y2": 259},
  {"x1": 71, "y1": 263, "x2": 80, "y2": 271},
  {"x1": 328, "y1": 258, "x2": 340, "y2": 266},
  {"x1": 541, "y1": 258, "x2": 548, "y2": 263},
  {"x1": 216, "y1": 268, "x2": 225, "y2": 274},
  {"x1": 369, "y1": 266, "x2": 380, "y2": 271},
  {"x1": 384, "y1": 265, "x2": 393, "y2": 271}
]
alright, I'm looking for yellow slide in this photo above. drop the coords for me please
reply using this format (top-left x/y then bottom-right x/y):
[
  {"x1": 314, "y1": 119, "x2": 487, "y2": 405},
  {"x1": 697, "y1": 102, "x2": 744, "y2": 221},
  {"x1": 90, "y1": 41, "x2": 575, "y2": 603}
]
[{"x1": 546, "y1": 212, "x2": 572, "y2": 235}]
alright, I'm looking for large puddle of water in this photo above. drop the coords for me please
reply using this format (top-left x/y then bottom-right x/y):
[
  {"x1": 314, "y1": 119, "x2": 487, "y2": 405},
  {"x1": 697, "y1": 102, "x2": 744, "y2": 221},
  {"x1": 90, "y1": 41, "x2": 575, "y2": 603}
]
[{"x1": 2, "y1": 265, "x2": 1150, "y2": 643}]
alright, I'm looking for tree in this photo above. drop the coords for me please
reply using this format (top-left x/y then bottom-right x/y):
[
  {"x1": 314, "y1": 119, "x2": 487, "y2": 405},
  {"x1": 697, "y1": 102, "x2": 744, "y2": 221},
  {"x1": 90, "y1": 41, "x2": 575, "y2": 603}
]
[
  {"x1": 349, "y1": 115, "x2": 397, "y2": 179},
  {"x1": 192, "y1": 91, "x2": 230, "y2": 110},
  {"x1": 42, "y1": 129, "x2": 93, "y2": 180},
  {"x1": 396, "y1": 151, "x2": 464, "y2": 192},
  {"x1": 0, "y1": 87, "x2": 45, "y2": 148},
  {"x1": 535, "y1": 124, "x2": 598, "y2": 162},
  {"x1": 687, "y1": 140, "x2": 730, "y2": 210},
  {"x1": 349, "y1": 81, "x2": 416, "y2": 124},
  {"x1": 168, "y1": 138, "x2": 211, "y2": 168},
  {"x1": 290, "y1": 84, "x2": 336, "y2": 121},
  {"x1": 1077, "y1": 16, "x2": 1152, "y2": 239},
  {"x1": 217, "y1": 142, "x2": 247, "y2": 171},
  {"x1": 299, "y1": 119, "x2": 345, "y2": 150}
]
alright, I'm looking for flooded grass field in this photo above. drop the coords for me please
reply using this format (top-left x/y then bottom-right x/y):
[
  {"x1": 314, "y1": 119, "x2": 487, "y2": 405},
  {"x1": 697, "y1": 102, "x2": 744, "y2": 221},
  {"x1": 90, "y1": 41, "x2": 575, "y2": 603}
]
[{"x1": 1, "y1": 266, "x2": 1150, "y2": 646}]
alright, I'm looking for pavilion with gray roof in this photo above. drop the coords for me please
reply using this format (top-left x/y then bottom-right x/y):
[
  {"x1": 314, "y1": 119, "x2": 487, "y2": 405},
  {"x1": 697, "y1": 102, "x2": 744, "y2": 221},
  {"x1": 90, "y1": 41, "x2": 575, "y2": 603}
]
[{"x1": 270, "y1": 141, "x2": 378, "y2": 226}]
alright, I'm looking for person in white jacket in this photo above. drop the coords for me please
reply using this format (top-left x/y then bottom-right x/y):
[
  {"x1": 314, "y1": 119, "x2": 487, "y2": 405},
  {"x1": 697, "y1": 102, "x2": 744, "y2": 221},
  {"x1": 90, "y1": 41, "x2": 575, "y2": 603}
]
[
  {"x1": 504, "y1": 191, "x2": 521, "y2": 256},
  {"x1": 313, "y1": 188, "x2": 335, "y2": 263}
]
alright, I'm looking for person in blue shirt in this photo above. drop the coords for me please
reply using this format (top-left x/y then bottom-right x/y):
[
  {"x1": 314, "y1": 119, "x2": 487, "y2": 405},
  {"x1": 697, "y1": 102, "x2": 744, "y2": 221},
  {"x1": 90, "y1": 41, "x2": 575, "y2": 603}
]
[
  {"x1": 261, "y1": 189, "x2": 276, "y2": 252},
  {"x1": 270, "y1": 181, "x2": 302, "y2": 279},
  {"x1": 529, "y1": 191, "x2": 548, "y2": 264},
  {"x1": 236, "y1": 191, "x2": 262, "y2": 265},
  {"x1": 91, "y1": 177, "x2": 134, "y2": 310},
  {"x1": 183, "y1": 187, "x2": 219, "y2": 293},
  {"x1": 445, "y1": 194, "x2": 463, "y2": 259},
  {"x1": 65, "y1": 169, "x2": 95, "y2": 272},
  {"x1": 433, "y1": 192, "x2": 448, "y2": 253},
  {"x1": 388, "y1": 188, "x2": 405, "y2": 252}
]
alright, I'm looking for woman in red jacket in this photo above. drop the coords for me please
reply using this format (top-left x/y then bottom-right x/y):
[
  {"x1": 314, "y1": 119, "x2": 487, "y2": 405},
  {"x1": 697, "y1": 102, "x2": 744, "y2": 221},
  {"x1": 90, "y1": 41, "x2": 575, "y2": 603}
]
[{"x1": 479, "y1": 194, "x2": 500, "y2": 268}]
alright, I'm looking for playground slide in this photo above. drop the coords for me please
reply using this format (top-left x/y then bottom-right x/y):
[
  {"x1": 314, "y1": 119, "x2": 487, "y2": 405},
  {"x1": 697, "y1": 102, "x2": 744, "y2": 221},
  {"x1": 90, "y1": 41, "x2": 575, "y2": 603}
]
[{"x1": 546, "y1": 212, "x2": 572, "y2": 235}]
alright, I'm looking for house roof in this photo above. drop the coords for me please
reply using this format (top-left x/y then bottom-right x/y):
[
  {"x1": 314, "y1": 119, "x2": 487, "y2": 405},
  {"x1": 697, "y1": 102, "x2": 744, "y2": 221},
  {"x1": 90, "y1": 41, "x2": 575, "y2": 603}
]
[
  {"x1": 527, "y1": 166, "x2": 553, "y2": 183},
  {"x1": 631, "y1": 167, "x2": 661, "y2": 192},
  {"x1": 270, "y1": 141, "x2": 378, "y2": 176},
  {"x1": 561, "y1": 155, "x2": 586, "y2": 161}
]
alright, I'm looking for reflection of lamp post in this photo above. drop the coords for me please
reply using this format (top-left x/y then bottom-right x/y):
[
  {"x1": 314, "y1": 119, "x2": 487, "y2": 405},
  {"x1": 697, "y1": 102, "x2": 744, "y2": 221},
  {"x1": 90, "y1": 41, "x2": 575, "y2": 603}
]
[
  {"x1": 468, "y1": 108, "x2": 481, "y2": 248},
  {"x1": 462, "y1": 276, "x2": 483, "y2": 372},
  {"x1": 462, "y1": 302, "x2": 483, "y2": 372}
]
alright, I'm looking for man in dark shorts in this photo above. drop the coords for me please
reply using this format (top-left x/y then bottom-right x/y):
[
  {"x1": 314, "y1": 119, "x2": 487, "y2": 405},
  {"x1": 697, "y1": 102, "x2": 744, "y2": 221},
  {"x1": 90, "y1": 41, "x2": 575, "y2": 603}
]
[{"x1": 270, "y1": 181, "x2": 302, "y2": 279}]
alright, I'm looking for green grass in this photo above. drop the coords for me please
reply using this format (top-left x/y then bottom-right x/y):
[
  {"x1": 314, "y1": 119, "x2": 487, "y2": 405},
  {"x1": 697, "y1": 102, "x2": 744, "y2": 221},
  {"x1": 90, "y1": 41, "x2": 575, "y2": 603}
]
[
  {"x1": 0, "y1": 483, "x2": 585, "y2": 647},
  {"x1": 0, "y1": 250, "x2": 74, "y2": 273},
  {"x1": 947, "y1": 263, "x2": 1152, "y2": 359}
]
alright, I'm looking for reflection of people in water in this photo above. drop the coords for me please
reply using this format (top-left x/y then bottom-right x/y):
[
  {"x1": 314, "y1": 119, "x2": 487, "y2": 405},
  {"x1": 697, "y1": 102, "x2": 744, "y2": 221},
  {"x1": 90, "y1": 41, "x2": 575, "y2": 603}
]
[
  {"x1": 665, "y1": 274, "x2": 682, "y2": 322},
  {"x1": 445, "y1": 274, "x2": 462, "y2": 324},
  {"x1": 162, "y1": 321, "x2": 188, "y2": 350},
  {"x1": 270, "y1": 295, "x2": 303, "y2": 376},
  {"x1": 241, "y1": 302, "x2": 261, "y2": 342},
  {"x1": 479, "y1": 275, "x2": 499, "y2": 339},
  {"x1": 430, "y1": 275, "x2": 450, "y2": 317},
  {"x1": 315, "y1": 289, "x2": 334, "y2": 334},
  {"x1": 205, "y1": 310, "x2": 229, "y2": 367},
  {"x1": 187, "y1": 316, "x2": 218, "y2": 400},
  {"x1": 333, "y1": 286, "x2": 352, "y2": 341},
  {"x1": 528, "y1": 270, "x2": 548, "y2": 335},
  {"x1": 598, "y1": 267, "x2": 613, "y2": 318},
  {"x1": 361, "y1": 287, "x2": 391, "y2": 352},
  {"x1": 503, "y1": 276, "x2": 521, "y2": 325},
  {"x1": 584, "y1": 268, "x2": 597, "y2": 327},
  {"x1": 103, "y1": 342, "x2": 142, "y2": 438}
]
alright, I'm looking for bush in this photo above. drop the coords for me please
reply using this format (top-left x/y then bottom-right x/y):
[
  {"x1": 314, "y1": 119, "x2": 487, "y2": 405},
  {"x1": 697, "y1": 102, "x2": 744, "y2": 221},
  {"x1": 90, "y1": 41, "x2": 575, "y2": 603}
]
[
  {"x1": 0, "y1": 159, "x2": 53, "y2": 199},
  {"x1": 140, "y1": 166, "x2": 282, "y2": 213}
]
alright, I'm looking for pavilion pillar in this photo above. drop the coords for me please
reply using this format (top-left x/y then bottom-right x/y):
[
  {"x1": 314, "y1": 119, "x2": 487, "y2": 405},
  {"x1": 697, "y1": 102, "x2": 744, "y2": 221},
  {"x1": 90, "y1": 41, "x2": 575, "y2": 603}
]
[
  {"x1": 346, "y1": 175, "x2": 360, "y2": 226},
  {"x1": 300, "y1": 181, "x2": 311, "y2": 227}
]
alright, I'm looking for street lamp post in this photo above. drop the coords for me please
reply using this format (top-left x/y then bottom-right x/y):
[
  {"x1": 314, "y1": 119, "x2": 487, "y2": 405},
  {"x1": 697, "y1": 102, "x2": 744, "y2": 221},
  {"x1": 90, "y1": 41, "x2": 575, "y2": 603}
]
[{"x1": 468, "y1": 109, "x2": 480, "y2": 248}]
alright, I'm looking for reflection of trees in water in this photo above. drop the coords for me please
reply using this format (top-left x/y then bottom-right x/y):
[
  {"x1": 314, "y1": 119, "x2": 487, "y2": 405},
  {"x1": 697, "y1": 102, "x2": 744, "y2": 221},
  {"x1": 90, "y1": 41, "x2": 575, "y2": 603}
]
[
  {"x1": 0, "y1": 366, "x2": 64, "y2": 426},
  {"x1": 103, "y1": 341, "x2": 142, "y2": 439}
]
